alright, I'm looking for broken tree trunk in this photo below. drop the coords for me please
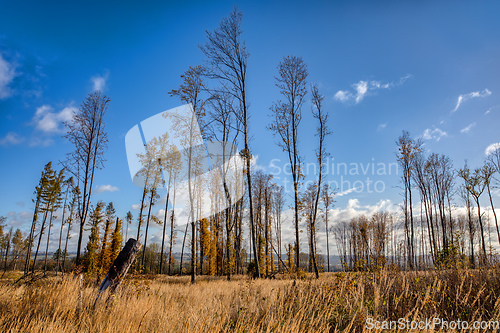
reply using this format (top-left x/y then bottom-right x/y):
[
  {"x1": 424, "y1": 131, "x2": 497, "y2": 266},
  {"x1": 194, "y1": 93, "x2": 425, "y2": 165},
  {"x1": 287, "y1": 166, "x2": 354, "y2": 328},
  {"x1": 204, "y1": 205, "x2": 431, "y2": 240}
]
[{"x1": 95, "y1": 238, "x2": 141, "y2": 306}]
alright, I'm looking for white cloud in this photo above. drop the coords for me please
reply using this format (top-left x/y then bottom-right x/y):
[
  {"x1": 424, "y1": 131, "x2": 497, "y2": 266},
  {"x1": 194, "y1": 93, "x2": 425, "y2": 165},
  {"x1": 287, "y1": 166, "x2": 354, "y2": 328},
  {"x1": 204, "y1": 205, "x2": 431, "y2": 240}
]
[
  {"x1": 32, "y1": 105, "x2": 76, "y2": 134},
  {"x1": 131, "y1": 204, "x2": 141, "y2": 210},
  {"x1": 421, "y1": 127, "x2": 447, "y2": 141},
  {"x1": 485, "y1": 143, "x2": 500, "y2": 156},
  {"x1": 0, "y1": 132, "x2": 25, "y2": 146},
  {"x1": 452, "y1": 89, "x2": 491, "y2": 112},
  {"x1": 95, "y1": 185, "x2": 119, "y2": 193},
  {"x1": 334, "y1": 90, "x2": 350, "y2": 102},
  {"x1": 91, "y1": 72, "x2": 109, "y2": 92},
  {"x1": 334, "y1": 74, "x2": 411, "y2": 104},
  {"x1": 377, "y1": 123, "x2": 387, "y2": 131},
  {"x1": 335, "y1": 187, "x2": 359, "y2": 197},
  {"x1": 28, "y1": 137, "x2": 54, "y2": 147},
  {"x1": 460, "y1": 122, "x2": 476, "y2": 134},
  {"x1": 0, "y1": 53, "x2": 17, "y2": 99},
  {"x1": 251, "y1": 154, "x2": 266, "y2": 172},
  {"x1": 354, "y1": 81, "x2": 368, "y2": 103},
  {"x1": 485, "y1": 108, "x2": 492, "y2": 115}
]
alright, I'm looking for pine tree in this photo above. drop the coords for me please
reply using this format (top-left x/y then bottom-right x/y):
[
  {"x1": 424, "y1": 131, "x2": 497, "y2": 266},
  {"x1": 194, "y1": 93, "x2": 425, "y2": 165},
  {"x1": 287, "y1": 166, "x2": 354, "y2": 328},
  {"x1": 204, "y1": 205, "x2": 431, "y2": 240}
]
[
  {"x1": 110, "y1": 217, "x2": 123, "y2": 265},
  {"x1": 43, "y1": 168, "x2": 64, "y2": 275},
  {"x1": 32, "y1": 162, "x2": 62, "y2": 274},
  {"x1": 85, "y1": 201, "x2": 105, "y2": 274},
  {"x1": 99, "y1": 202, "x2": 115, "y2": 272},
  {"x1": 11, "y1": 229, "x2": 25, "y2": 271}
]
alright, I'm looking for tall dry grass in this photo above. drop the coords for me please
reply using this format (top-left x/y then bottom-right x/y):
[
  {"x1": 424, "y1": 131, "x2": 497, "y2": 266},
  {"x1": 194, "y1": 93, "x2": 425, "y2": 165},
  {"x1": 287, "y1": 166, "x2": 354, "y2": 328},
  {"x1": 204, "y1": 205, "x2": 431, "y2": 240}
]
[{"x1": 1, "y1": 269, "x2": 500, "y2": 332}]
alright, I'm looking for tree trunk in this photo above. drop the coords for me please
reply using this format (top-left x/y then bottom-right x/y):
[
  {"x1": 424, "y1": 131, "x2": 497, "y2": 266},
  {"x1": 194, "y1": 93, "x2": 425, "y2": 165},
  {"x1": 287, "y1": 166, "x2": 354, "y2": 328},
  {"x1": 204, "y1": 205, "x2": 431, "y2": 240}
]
[
  {"x1": 141, "y1": 190, "x2": 155, "y2": 268},
  {"x1": 180, "y1": 222, "x2": 188, "y2": 275},
  {"x1": 191, "y1": 221, "x2": 196, "y2": 283},
  {"x1": 32, "y1": 211, "x2": 49, "y2": 274},
  {"x1": 168, "y1": 210, "x2": 175, "y2": 275},
  {"x1": 159, "y1": 186, "x2": 170, "y2": 274},
  {"x1": 95, "y1": 238, "x2": 142, "y2": 305},
  {"x1": 43, "y1": 210, "x2": 55, "y2": 275},
  {"x1": 487, "y1": 183, "x2": 500, "y2": 245}
]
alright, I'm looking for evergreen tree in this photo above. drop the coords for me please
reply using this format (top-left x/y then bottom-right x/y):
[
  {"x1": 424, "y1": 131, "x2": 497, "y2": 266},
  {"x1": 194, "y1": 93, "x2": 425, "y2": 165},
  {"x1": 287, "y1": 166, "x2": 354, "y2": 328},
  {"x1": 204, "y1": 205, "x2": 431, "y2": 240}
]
[
  {"x1": 32, "y1": 162, "x2": 63, "y2": 274},
  {"x1": 85, "y1": 201, "x2": 105, "y2": 274},
  {"x1": 99, "y1": 202, "x2": 115, "y2": 271},
  {"x1": 11, "y1": 229, "x2": 25, "y2": 271},
  {"x1": 43, "y1": 169, "x2": 64, "y2": 274},
  {"x1": 110, "y1": 217, "x2": 123, "y2": 264}
]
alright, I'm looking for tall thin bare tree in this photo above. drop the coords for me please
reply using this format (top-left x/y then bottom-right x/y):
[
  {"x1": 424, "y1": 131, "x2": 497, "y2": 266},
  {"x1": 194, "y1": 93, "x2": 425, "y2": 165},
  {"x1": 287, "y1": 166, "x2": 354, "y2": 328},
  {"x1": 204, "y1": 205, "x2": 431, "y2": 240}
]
[
  {"x1": 310, "y1": 83, "x2": 331, "y2": 278},
  {"x1": 321, "y1": 184, "x2": 335, "y2": 272},
  {"x1": 269, "y1": 56, "x2": 308, "y2": 272},
  {"x1": 169, "y1": 65, "x2": 207, "y2": 283},
  {"x1": 459, "y1": 164, "x2": 487, "y2": 263},
  {"x1": 62, "y1": 91, "x2": 109, "y2": 265},
  {"x1": 200, "y1": 8, "x2": 261, "y2": 278}
]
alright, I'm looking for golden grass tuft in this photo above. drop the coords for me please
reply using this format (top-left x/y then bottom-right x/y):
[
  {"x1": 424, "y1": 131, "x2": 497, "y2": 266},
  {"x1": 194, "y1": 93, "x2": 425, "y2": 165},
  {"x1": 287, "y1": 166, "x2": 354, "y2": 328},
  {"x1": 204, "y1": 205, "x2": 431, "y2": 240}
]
[{"x1": 1, "y1": 269, "x2": 500, "y2": 332}]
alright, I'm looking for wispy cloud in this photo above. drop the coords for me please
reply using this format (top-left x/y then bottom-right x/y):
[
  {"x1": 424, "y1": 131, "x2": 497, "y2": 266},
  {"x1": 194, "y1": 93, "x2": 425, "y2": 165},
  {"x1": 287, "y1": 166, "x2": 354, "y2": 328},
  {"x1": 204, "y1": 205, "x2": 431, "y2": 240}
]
[
  {"x1": 452, "y1": 89, "x2": 491, "y2": 112},
  {"x1": 485, "y1": 143, "x2": 500, "y2": 156},
  {"x1": 460, "y1": 122, "x2": 476, "y2": 134},
  {"x1": 32, "y1": 105, "x2": 75, "y2": 134},
  {"x1": 28, "y1": 137, "x2": 54, "y2": 147},
  {"x1": 0, "y1": 52, "x2": 18, "y2": 100},
  {"x1": 421, "y1": 127, "x2": 447, "y2": 141},
  {"x1": 0, "y1": 132, "x2": 24, "y2": 146},
  {"x1": 485, "y1": 108, "x2": 492, "y2": 115},
  {"x1": 335, "y1": 187, "x2": 359, "y2": 197},
  {"x1": 377, "y1": 123, "x2": 387, "y2": 131},
  {"x1": 91, "y1": 72, "x2": 109, "y2": 92},
  {"x1": 334, "y1": 74, "x2": 411, "y2": 104},
  {"x1": 96, "y1": 185, "x2": 119, "y2": 193},
  {"x1": 251, "y1": 155, "x2": 266, "y2": 172},
  {"x1": 131, "y1": 204, "x2": 141, "y2": 210}
]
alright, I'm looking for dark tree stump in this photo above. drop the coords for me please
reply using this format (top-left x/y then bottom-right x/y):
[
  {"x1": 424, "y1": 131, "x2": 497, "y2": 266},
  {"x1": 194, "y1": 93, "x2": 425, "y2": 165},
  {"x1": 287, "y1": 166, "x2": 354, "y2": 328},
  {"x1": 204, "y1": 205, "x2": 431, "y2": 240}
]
[{"x1": 95, "y1": 238, "x2": 141, "y2": 305}]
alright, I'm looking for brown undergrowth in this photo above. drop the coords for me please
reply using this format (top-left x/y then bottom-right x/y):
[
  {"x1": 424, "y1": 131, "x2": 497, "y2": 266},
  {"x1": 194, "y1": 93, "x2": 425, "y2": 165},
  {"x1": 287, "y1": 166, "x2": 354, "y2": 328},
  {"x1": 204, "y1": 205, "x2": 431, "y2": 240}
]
[{"x1": 1, "y1": 269, "x2": 500, "y2": 332}]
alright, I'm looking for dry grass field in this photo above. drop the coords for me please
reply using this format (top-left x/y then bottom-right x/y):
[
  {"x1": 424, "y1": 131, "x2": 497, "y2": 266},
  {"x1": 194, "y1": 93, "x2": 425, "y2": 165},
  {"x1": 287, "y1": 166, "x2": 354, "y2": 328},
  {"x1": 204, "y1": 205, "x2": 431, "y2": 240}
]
[{"x1": 1, "y1": 269, "x2": 500, "y2": 332}]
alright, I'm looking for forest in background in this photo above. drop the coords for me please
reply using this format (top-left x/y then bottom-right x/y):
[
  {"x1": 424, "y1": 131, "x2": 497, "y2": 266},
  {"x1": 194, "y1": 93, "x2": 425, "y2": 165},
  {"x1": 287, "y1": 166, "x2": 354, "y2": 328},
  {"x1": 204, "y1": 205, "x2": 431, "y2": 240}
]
[{"x1": 1, "y1": 8, "x2": 500, "y2": 284}]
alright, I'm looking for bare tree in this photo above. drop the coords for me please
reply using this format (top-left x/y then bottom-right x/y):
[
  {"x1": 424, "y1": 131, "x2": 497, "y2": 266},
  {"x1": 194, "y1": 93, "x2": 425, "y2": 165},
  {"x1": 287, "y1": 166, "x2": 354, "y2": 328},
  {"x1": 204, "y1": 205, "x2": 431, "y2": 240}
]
[
  {"x1": 62, "y1": 91, "x2": 109, "y2": 265},
  {"x1": 396, "y1": 131, "x2": 421, "y2": 269},
  {"x1": 301, "y1": 183, "x2": 320, "y2": 277},
  {"x1": 136, "y1": 135, "x2": 168, "y2": 267},
  {"x1": 201, "y1": 8, "x2": 261, "y2": 278},
  {"x1": 412, "y1": 150, "x2": 437, "y2": 264},
  {"x1": 482, "y1": 162, "x2": 499, "y2": 245},
  {"x1": 24, "y1": 169, "x2": 44, "y2": 275},
  {"x1": 56, "y1": 176, "x2": 73, "y2": 274},
  {"x1": 321, "y1": 184, "x2": 335, "y2": 272},
  {"x1": 169, "y1": 65, "x2": 207, "y2": 283},
  {"x1": 459, "y1": 183, "x2": 476, "y2": 266},
  {"x1": 159, "y1": 146, "x2": 181, "y2": 274},
  {"x1": 459, "y1": 164, "x2": 487, "y2": 263},
  {"x1": 125, "y1": 211, "x2": 132, "y2": 243},
  {"x1": 269, "y1": 56, "x2": 308, "y2": 272},
  {"x1": 63, "y1": 186, "x2": 79, "y2": 272},
  {"x1": 207, "y1": 91, "x2": 241, "y2": 280},
  {"x1": 272, "y1": 184, "x2": 285, "y2": 271},
  {"x1": 310, "y1": 83, "x2": 331, "y2": 278}
]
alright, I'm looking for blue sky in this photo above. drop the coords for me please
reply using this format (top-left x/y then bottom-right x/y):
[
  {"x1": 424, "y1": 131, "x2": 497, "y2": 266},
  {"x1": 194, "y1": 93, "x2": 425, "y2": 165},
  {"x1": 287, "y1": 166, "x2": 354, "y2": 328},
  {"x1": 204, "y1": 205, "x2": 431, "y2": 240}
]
[{"x1": 1, "y1": 1, "x2": 500, "y2": 250}]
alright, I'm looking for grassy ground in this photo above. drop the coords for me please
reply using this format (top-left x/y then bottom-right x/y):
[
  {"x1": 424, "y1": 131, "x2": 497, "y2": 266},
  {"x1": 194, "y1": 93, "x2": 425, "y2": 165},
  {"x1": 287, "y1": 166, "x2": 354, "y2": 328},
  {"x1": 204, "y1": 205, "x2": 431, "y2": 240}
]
[{"x1": 1, "y1": 269, "x2": 500, "y2": 332}]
